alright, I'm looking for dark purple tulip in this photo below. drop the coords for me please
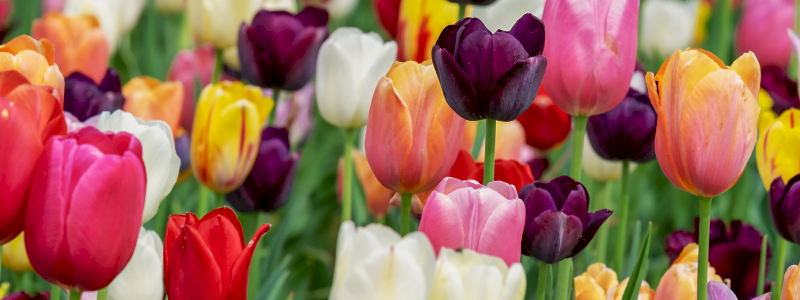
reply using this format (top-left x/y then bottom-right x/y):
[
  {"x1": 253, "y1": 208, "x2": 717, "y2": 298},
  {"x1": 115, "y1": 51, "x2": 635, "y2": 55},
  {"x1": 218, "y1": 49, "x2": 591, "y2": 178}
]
[
  {"x1": 174, "y1": 133, "x2": 191, "y2": 174},
  {"x1": 63, "y1": 69, "x2": 125, "y2": 121},
  {"x1": 431, "y1": 14, "x2": 547, "y2": 121},
  {"x1": 708, "y1": 281, "x2": 738, "y2": 300},
  {"x1": 226, "y1": 127, "x2": 299, "y2": 212},
  {"x1": 586, "y1": 88, "x2": 656, "y2": 163},
  {"x1": 527, "y1": 157, "x2": 549, "y2": 181},
  {"x1": 3, "y1": 291, "x2": 50, "y2": 300},
  {"x1": 238, "y1": 7, "x2": 329, "y2": 91},
  {"x1": 664, "y1": 219, "x2": 769, "y2": 299},
  {"x1": 761, "y1": 65, "x2": 800, "y2": 115},
  {"x1": 770, "y1": 175, "x2": 800, "y2": 244},
  {"x1": 518, "y1": 176, "x2": 612, "y2": 263}
]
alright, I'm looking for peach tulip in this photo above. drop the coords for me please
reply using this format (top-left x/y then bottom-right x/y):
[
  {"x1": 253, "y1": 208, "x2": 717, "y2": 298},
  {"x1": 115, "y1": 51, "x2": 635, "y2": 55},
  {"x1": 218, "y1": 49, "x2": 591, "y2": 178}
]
[
  {"x1": 122, "y1": 76, "x2": 184, "y2": 135},
  {"x1": 0, "y1": 35, "x2": 64, "y2": 99},
  {"x1": 365, "y1": 60, "x2": 466, "y2": 194},
  {"x1": 646, "y1": 49, "x2": 761, "y2": 197},
  {"x1": 654, "y1": 243, "x2": 724, "y2": 300},
  {"x1": 574, "y1": 263, "x2": 655, "y2": 300},
  {"x1": 783, "y1": 262, "x2": 800, "y2": 300},
  {"x1": 32, "y1": 12, "x2": 108, "y2": 84}
]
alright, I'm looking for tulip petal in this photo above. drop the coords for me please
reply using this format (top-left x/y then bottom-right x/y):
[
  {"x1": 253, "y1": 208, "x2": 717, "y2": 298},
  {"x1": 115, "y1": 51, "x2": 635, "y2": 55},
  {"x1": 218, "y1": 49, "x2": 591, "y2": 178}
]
[
  {"x1": 506, "y1": 13, "x2": 545, "y2": 56},
  {"x1": 418, "y1": 191, "x2": 466, "y2": 256},
  {"x1": 432, "y1": 47, "x2": 482, "y2": 121},
  {"x1": 337, "y1": 246, "x2": 430, "y2": 300},
  {"x1": 570, "y1": 209, "x2": 612, "y2": 257},
  {"x1": 486, "y1": 55, "x2": 546, "y2": 121},
  {"x1": 316, "y1": 39, "x2": 358, "y2": 127},
  {"x1": 729, "y1": 52, "x2": 761, "y2": 98},
  {"x1": 197, "y1": 207, "x2": 246, "y2": 291},
  {"x1": 477, "y1": 199, "x2": 526, "y2": 265},
  {"x1": 365, "y1": 76, "x2": 413, "y2": 192},
  {"x1": 227, "y1": 224, "x2": 271, "y2": 300},
  {"x1": 500, "y1": 264, "x2": 527, "y2": 300},
  {"x1": 526, "y1": 210, "x2": 582, "y2": 263},
  {"x1": 168, "y1": 226, "x2": 224, "y2": 300}
]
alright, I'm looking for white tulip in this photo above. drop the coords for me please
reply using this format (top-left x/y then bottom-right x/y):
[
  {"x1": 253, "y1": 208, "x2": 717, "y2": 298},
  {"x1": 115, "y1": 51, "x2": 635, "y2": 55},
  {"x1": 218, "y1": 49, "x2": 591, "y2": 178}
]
[
  {"x1": 640, "y1": 0, "x2": 699, "y2": 59},
  {"x1": 582, "y1": 135, "x2": 636, "y2": 182},
  {"x1": 430, "y1": 248, "x2": 526, "y2": 300},
  {"x1": 95, "y1": 110, "x2": 180, "y2": 224},
  {"x1": 329, "y1": 221, "x2": 436, "y2": 300},
  {"x1": 472, "y1": 0, "x2": 545, "y2": 31},
  {"x1": 108, "y1": 227, "x2": 164, "y2": 300},
  {"x1": 262, "y1": 0, "x2": 297, "y2": 12},
  {"x1": 187, "y1": 0, "x2": 263, "y2": 49},
  {"x1": 63, "y1": 0, "x2": 147, "y2": 51},
  {"x1": 316, "y1": 27, "x2": 397, "y2": 128}
]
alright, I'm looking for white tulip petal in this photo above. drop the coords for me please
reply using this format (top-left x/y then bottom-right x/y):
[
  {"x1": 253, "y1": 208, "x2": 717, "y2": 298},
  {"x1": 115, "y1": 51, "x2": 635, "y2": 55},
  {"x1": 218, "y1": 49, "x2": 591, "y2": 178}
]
[
  {"x1": 338, "y1": 248, "x2": 428, "y2": 300},
  {"x1": 107, "y1": 228, "x2": 164, "y2": 300},
  {"x1": 500, "y1": 264, "x2": 527, "y2": 300},
  {"x1": 640, "y1": 0, "x2": 698, "y2": 58},
  {"x1": 317, "y1": 35, "x2": 360, "y2": 127},
  {"x1": 431, "y1": 248, "x2": 527, "y2": 300}
]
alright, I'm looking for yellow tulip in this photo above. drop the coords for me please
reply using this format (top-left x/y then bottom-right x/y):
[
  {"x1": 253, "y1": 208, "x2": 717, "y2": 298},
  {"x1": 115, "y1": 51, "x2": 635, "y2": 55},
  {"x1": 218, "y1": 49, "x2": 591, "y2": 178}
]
[
  {"x1": 190, "y1": 81, "x2": 273, "y2": 193},
  {"x1": 653, "y1": 243, "x2": 723, "y2": 300},
  {"x1": 1, "y1": 233, "x2": 33, "y2": 273},
  {"x1": 574, "y1": 263, "x2": 655, "y2": 300},
  {"x1": 0, "y1": 35, "x2": 64, "y2": 98},
  {"x1": 0, "y1": 282, "x2": 8, "y2": 298},
  {"x1": 396, "y1": 0, "x2": 466, "y2": 63},
  {"x1": 756, "y1": 108, "x2": 800, "y2": 190},
  {"x1": 758, "y1": 89, "x2": 778, "y2": 138},
  {"x1": 608, "y1": 278, "x2": 656, "y2": 300}
]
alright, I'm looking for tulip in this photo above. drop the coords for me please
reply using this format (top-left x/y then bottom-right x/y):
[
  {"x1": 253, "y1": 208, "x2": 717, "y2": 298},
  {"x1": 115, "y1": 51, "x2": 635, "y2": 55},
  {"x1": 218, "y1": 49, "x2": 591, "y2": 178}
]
[
  {"x1": 174, "y1": 133, "x2": 192, "y2": 183},
  {"x1": 431, "y1": 15, "x2": 547, "y2": 121},
  {"x1": 472, "y1": 160, "x2": 535, "y2": 191},
  {"x1": 757, "y1": 109, "x2": 800, "y2": 191},
  {"x1": 0, "y1": 35, "x2": 64, "y2": 97},
  {"x1": 587, "y1": 88, "x2": 657, "y2": 163},
  {"x1": 167, "y1": 45, "x2": 215, "y2": 132},
  {"x1": 0, "y1": 70, "x2": 66, "y2": 245},
  {"x1": 186, "y1": 0, "x2": 262, "y2": 49},
  {"x1": 527, "y1": 157, "x2": 549, "y2": 180},
  {"x1": 519, "y1": 176, "x2": 612, "y2": 263},
  {"x1": 238, "y1": 7, "x2": 329, "y2": 91},
  {"x1": 226, "y1": 127, "x2": 299, "y2": 213},
  {"x1": 758, "y1": 66, "x2": 800, "y2": 135},
  {"x1": 516, "y1": 87, "x2": 571, "y2": 151},
  {"x1": 753, "y1": 293, "x2": 771, "y2": 300},
  {"x1": 429, "y1": 248, "x2": 526, "y2": 300},
  {"x1": 316, "y1": 27, "x2": 397, "y2": 128},
  {"x1": 640, "y1": 0, "x2": 699, "y2": 60},
  {"x1": 25, "y1": 126, "x2": 146, "y2": 291},
  {"x1": 654, "y1": 243, "x2": 724, "y2": 300},
  {"x1": 574, "y1": 263, "x2": 655, "y2": 300},
  {"x1": 338, "y1": 149, "x2": 395, "y2": 218},
  {"x1": 373, "y1": 0, "x2": 400, "y2": 38},
  {"x1": 396, "y1": 0, "x2": 460, "y2": 63},
  {"x1": 122, "y1": 76, "x2": 184, "y2": 135},
  {"x1": 329, "y1": 221, "x2": 436, "y2": 300},
  {"x1": 783, "y1": 262, "x2": 800, "y2": 300},
  {"x1": 95, "y1": 110, "x2": 181, "y2": 224},
  {"x1": 460, "y1": 120, "x2": 529, "y2": 162},
  {"x1": 63, "y1": 0, "x2": 146, "y2": 51},
  {"x1": 165, "y1": 207, "x2": 270, "y2": 300},
  {"x1": 64, "y1": 69, "x2": 125, "y2": 121},
  {"x1": 32, "y1": 12, "x2": 109, "y2": 84},
  {"x1": 608, "y1": 278, "x2": 656, "y2": 300},
  {"x1": 0, "y1": 0, "x2": 10, "y2": 42},
  {"x1": 272, "y1": 84, "x2": 315, "y2": 148},
  {"x1": 769, "y1": 175, "x2": 800, "y2": 245},
  {"x1": 4, "y1": 292, "x2": 49, "y2": 300},
  {"x1": 104, "y1": 228, "x2": 163, "y2": 300},
  {"x1": 582, "y1": 135, "x2": 636, "y2": 182},
  {"x1": 300, "y1": 0, "x2": 356, "y2": 19},
  {"x1": 191, "y1": 81, "x2": 274, "y2": 193},
  {"x1": 471, "y1": 0, "x2": 544, "y2": 31},
  {"x1": 707, "y1": 281, "x2": 737, "y2": 300},
  {"x1": 736, "y1": 0, "x2": 794, "y2": 70},
  {"x1": 2, "y1": 233, "x2": 32, "y2": 273}
]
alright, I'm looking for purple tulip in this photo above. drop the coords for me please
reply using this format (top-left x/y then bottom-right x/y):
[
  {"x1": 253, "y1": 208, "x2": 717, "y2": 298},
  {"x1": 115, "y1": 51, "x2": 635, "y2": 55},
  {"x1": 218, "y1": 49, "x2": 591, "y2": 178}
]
[
  {"x1": 431, "y1": 14, "x2": 547, "y2": 121},
  {"x1": 174, "y1": 133, "x2": 191, "y2": 174},
  {"x1": 226, "y1": 127, "x2": 299, "y2": 212},
  {"x1": 762, "y1": 65, "x2": 800, "y2": 115},
  {"x1": 586, "y1": 88, "x2": 656, "y2": 163},
  {"x1": 518, "y1": 176, "x2": 612, "y2": 263},
  {"x1": 708, "y1": 281, "x2": 738, "y2": 300},
  {"x1": 238, "y1": 7, "x2": 329, "y2": 91},
  {"x1": 3, "y1": 291, "x2": 50, "y2": 300},
  {"x1": 527, "y1": 157, "x2": 550, "y2": 181},
  {"x1": 664, "y1": 219, "x2": 769, "y2": 299},
  {"x1": 770, "y1": 175, "x2": 800, "y2": 244},
  {"x1": 63, "y1": 69, "x2": 125, "y2": 121}
]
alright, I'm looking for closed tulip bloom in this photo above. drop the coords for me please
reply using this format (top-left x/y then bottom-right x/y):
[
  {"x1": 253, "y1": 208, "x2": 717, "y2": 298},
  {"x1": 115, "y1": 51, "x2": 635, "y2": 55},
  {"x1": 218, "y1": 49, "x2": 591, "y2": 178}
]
[
  {"x1": 187, "y1": 0, "x2": 262, "y2": 49},
  {"x1": 338, "y1": 149, "x2": 395, "y2": 218},
  {"x1": 542, "y1": 0, "x2": 639, "y2": 116},
  {"x1": 654, "y1": 243, "x2": 724, "y2": 300},
  {"x1": 516, "y1": 88, "x2": 571, "y2": 151},
  {"x1": 757, "y1": 109, "x2": 800, "y2": 190},
  {"x1": 64, "y1": 69, "x2": 125, "y2": 121},
  {"x1": 519, "y1": 176, "x2": 612, "y2": 263},
  {"x1": 167, "y1": 45, "x2": 215, "y2": 132},
  {"x1": 105, "y1": 228, "x2": 163, "y2": 300},
  {"x1": 95, "y1": 110, "x2": 180, "y2": 224},
  {"x1": 226, "y1": 127, "x2": 299, "y2": 213},
  {"x1": 238, "y1": 7, "x2": 329, "y2": 91},
  {"x1": 736, "y1": 0, "x2": 794, "y2": 70},
  {"x1": 587, "y1": 88, "x2": 657, "y2": 163},
  {"x1": 783, "y1": 262, "x2": 800, "y2": 300},
  {"x1": 122, "y1": 77, "x2": 184, "y2": 135},
  {"x1": 396, "y1": 0, "x2": 460, "y2": 63},
  {"x1": 2, "y1": 233, "x2": 32, "y2": 273},
  {"x1": 472, "y1": 0, "x2": 544, "y2": 32},
  {"x1": 429, "y1": 248, "x2": 526, "y2": 300},
  {"x1": 0, "y1": 71, "x2": 66, "y2": 245},
  {"x1": 769, "y1": 175, "x2": 800, "y2": 245},
  {"x1": 316, "y1": 27, "x2": 397, "y2": 128},
  {"x1": 32, "y1": 12, "x2": 108, "y2": 84},
  {"x1": 329, "y1": 221, "x2": 436, "y2": 300},
  {"x1": 373, "y1": 0, "x2": 400, "y2": 38},
  {"x1": 0, "y1": 35, "x2": 64, "y2": 97},
  {"x1": 191, "y1": 81, "x2": 274, "y2": 193},
  {"x1": 25, "y1": 126, "x2": 146, "y2": 291},
  {"x1": 432, "y1": 15, "x2": 547, "y2": 121},
  {"x1": 365, "y1": 61, "x2": 466, "y2": 194},
  {"x1": 640, "y1": 0, "x2": 699, "y2": 60},
  {"x1": 646, "y1": 50, "x2": 761, "y2": 197},
  {"x1": 165, "y1": 207, "x2": 270, "y2": 300}
]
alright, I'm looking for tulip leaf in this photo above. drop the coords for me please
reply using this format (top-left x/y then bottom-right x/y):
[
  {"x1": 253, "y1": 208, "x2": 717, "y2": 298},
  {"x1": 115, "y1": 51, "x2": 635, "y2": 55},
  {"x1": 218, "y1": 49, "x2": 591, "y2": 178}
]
[
  {"x1": 620, "y1": 222, "x2": 652, "y2": 300},
  {"x1": 624, "y1": 220, "x2": 642, "y2": 277}
]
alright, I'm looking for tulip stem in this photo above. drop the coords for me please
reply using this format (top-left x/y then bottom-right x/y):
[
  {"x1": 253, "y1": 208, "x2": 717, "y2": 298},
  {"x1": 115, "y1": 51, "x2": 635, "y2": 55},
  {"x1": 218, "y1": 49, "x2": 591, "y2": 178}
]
[
  {"x1": 698, "y1": 196, "x2": 712, "y2": 300},
  {"x1": 554, "y1": 258, "x2": 572, "y2": 300},
  {"x1": 97, "y1": 288, "x2": 107, "y2": 300},
  {"x1": 400, "y1": 193, "x2": 412, "y2": 236},
  {"x1": 342, "y1": 128, "x2": 356, "y2": 222},
  {"x1": 484, "y1": 119, "x2": 496, "y2": 185},
  {"x1": 471, "y1": 120, "x2": 486, "y2": 160},
  {"x1": 615, "y1": 160, "x2": 630, "y2": 275},
  {"x1": 458, "y1": 4, "x2": 467, "y2": 20},
  {"x1": 595, "y1": 182, "x2": 611, "y2": 264},
  {"x1": 69, "y1": 291, "x2": 82, "y2": 300},
  {"x1": 757, "y1": 235, "x2": 767, "y2": 296},
  {"x1": 198, "y1": 186, "x2": 210, "y2": 217},
  {"x1": 269, "y1": 87, "x2": 281, "y2": 126},
  {"x1": 775, "y1": 239, "x2": 788, "y2": 300},
  {"x1": 570, "y1": 115, "x2": 588, "y2": 181},
  {"x1": 536, "y1": 263, "x2": 550, "y2": 300},
  {"x1": 212, "y1": 48, "x2": 223, "y2": 84},
  {"x1": 50, "y1": 285, "x2": 61, "y2": 300}
]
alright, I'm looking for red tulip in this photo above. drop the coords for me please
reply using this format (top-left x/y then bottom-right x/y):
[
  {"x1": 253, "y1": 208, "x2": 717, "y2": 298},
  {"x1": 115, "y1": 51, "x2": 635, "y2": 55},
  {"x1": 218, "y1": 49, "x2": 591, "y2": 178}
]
[
  {"x1": 0, "y1": 70, "x2": 66, "y2": 245},
  {"x1": 165, "y1": 207, "x2": 271, "y2": 300},
  {"x1": 473, "y1": 159, "x2": 535, "y2": 191},
  {"x1": 373, "y1": 0, "x2": 401, "y2": 38},
  {"x1": 516, "y1": 87, "x2": 572, "y2": 151},
  {"x1": 24, "y1": 126, "x2": 145, "y2": 291}
]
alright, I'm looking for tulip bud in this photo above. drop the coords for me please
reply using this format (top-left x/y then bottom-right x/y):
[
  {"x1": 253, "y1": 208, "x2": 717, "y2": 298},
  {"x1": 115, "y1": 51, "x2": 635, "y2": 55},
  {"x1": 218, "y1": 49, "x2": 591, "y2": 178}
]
[
  {"x1": 757, "y1": 109, "x2": 800, "y2": 190},
  {"x1": 32, "y1": 12, "x2": 109, "y2": 84},
  {"x1": 574, "y1": 263, "x2": 619, "y2": 300},
  {"x1": 736, "y1": 0, "x2": 794, "y2": 70},
  {"x1": 769, "y1": 175, "x2": 800, "y2": 245},
  {"x1": 472, "y1": 160, "x2": 535, "y2": 191},
  {"x1": 105, "y1": 228, "x2": 164, "y2": 300},
  {"x1": 2, "y1": 233, "x2": 33, "y2": 273},
  {"x1": 122, "y1": 76, "x2": 184, "y2": 136},
  {"x1": 186, "y1": 0, "x2": 263, "y2": 49},
  {"x1": 515, "y1": 88, "x2": 571, "y2": 152},
  {"x1": 64, "y1": 69, "x2": 125, "y2": 121},
  {"x1": 653, "y1": 243, "x2": 724, "y2": 300},
  {"x1": 0, "y1": 36, "x2": 64, "y2": 97},
  {"x1": 587, "y1": 88, "x2": 657, "y2": 163},
  {"x1": 608, "y1": 278, "x2": 656, "y2": 300},
  {"x1": 429, "y1": 248, "x2": 526, "y2": 300},
  {"x1": 373, "y1": 0, "x2": 400, "y2": 38},
  {"x1": 640, "y1": 0, "x2": 699, "y2": 60},
  {"x1": 783, "y1": 262, "x2": 800, "y2": 300},
  {"x1": 471, "y1": 0, "x2": 544, "y2": 32}
]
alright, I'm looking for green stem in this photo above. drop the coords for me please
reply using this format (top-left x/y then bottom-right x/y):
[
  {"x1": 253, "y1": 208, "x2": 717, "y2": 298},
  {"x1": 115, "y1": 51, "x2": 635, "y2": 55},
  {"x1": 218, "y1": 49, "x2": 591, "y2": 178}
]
[
  {"x1": 554, "y1": 258, "x2": 572, "y2": 300},
  {"x1": 97, "y1": 288, "x2": 107, "y2": 300},
  {"x1": 198, "y1": 186, "x2": 210, "y2": 217},
  {"x1": 377, "y1": 216, "x2": 386, "y2": 225},
  {"x1": 698, "y1": 196, "x2": 712, "y2": 300},
  {"x1": 342, "y1": 128, "x2": 355, "y2": 222},
  {"x1": 212, "y1": 48, "x2": 224, "y2": 84},
  {"x1": 249, "y1": 213, "x2": 263, "y2": 299},
  {"x1": 483, "y1": 119, "x2": 496, "y2": 185},
  {"x1": 775, "y1": 239, "x2": 788, "y2": 300},
  {"x1": 615, "y1": 160, "x2": 630, "y2": 274},
  {"x1": 457, "y1": 3, "x2": 467, "y2": 20},
  {"x1": 471, "y1": 120, "x2": 486, "y2": 160},
  {"x1": 536, "y1": 263, "x2": 550, "y2": 300},
  {"x1": 570, "y1": 116, "x2": 588, "y2": 181},
  {"x1": 269, "y1": 87, "x2": 281, "y2": 126},
  {"x1": 595, "y1": 182, "x2": 611, "y2": 264},
  {"x1": 51, "y1": 285, "x2": 61, "y2": 300},
  {"x1": 757, "y1": 235, "x2": 767, "y2": 296},
  {"x1": 400, "y1": 193, "x2": 412, "y2": 236},
  {"x1": 69, "y1": 291, "x2": 82, "y2": 300}
]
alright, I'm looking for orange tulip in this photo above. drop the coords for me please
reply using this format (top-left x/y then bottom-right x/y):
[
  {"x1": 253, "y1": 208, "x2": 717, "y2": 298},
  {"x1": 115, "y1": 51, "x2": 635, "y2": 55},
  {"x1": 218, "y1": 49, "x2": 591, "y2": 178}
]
[
  {"x1": 337, "y1": 149, "x2": 395, "y2": 218},
  {"x1": 0, "y1": 35, "x2": 64, "y2": 99},
  {"x1": 783, "y1": 262, "x2": 800, "y2": 300},
  {"x1": 654, "y1": 243, "x2": 724, "y2": 300},
  {"x1": 123, "y1": 76, "x2": 184, "y2": 135},
  {"x1": 646, "y1": 49, "x2": 761, "y2": 197},
  {"x1": 32, "y1": 12, "x2": 109, "y2": 84},
  {"x1": 365, "y1": 60, "x2": 466, "y2": 194}
]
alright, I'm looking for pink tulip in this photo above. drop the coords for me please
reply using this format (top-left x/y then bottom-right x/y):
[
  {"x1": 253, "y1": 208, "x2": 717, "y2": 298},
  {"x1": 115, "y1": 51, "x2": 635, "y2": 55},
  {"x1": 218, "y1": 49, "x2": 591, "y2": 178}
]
[
  {"x1": 25, "y1": 126, "x2": 146, "y2": 291},
  {"x1": 736, "y1": 0, "x2": 794, "y2": 70},
  {"x1": 167, "y1": 45, "x2": 215, "y2": 132},
  {"x1": 541, "y1": 0, "x2": 640, "y2": 116},
  {"x1": 418, "y1": 178, "x2": 526, "y2": 266}
]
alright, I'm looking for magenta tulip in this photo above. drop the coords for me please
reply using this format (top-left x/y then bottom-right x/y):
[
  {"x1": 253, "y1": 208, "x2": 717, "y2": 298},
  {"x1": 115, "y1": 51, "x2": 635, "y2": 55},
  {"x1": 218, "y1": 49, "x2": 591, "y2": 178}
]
[
  {"x1": 24, "y1": 126, "x2": 146, "y2": 291},
  {"x1": 418, "y1": 177, "x2": 526, "y2": 266},
  {"x1": 541, "y1": 0, "x2": 640, "y2": 116}
]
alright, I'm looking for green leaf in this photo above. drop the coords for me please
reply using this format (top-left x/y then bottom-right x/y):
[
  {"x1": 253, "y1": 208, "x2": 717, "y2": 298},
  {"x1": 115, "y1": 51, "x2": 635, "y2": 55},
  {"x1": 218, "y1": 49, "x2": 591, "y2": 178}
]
[{"x1": 621, "y1": 222, "x2": 652, "y2": 300}]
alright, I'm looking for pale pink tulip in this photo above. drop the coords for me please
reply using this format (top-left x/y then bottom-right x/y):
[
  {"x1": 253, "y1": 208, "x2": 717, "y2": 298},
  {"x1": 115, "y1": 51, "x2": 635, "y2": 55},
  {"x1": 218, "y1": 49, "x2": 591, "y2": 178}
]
[
  {"x1": 167, "y1": 45, "x2": 215, "y2": 132},
  {"x1": 736, "y1": 0, "x2": 794, "y2": 70}
]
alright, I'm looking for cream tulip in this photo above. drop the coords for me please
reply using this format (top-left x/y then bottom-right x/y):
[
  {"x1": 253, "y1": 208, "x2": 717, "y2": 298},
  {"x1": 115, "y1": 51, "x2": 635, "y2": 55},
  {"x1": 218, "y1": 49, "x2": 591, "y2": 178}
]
[
  {"x1": 63, "y1": 0, "x2": 147, "y2": 51},
  {"x1": 471, "y1": 0, "x2": 544, "y2": 31},
  {"x1": 640, "y1": 0, "x2": 699, "y2": 59},
  {"x1": 187, "y1": 0, "x2": 263, "y2": 49},
  {"x1": 316, "y1": 27, "x2": 397, "y2": 128},
  {"x1": 429, "y1": 248, "x2": 526, "y2": 300},
  {"x1": 582, "y1": 135, "x2": 636, "y2": 182}
]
